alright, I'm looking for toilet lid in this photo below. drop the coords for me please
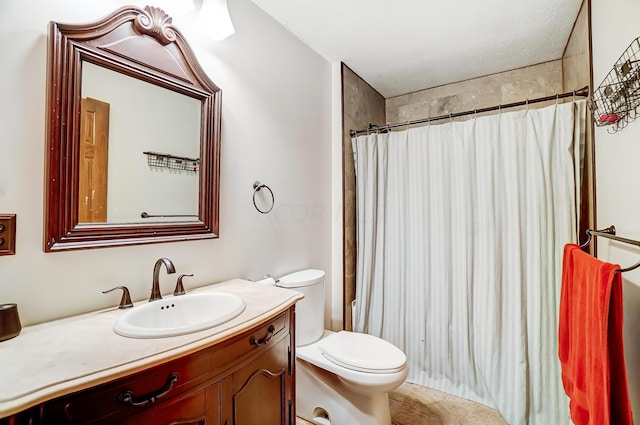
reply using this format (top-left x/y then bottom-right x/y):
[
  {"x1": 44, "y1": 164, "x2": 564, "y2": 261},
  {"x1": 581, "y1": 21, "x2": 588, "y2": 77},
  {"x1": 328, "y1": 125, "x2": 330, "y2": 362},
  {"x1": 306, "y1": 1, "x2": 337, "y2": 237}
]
[
  {"x1": 319, "y1": 331, "x2": 406, "y2": 374},
  {"x1": 278, "y1": 269, "x2": 325, "y2": 288}
]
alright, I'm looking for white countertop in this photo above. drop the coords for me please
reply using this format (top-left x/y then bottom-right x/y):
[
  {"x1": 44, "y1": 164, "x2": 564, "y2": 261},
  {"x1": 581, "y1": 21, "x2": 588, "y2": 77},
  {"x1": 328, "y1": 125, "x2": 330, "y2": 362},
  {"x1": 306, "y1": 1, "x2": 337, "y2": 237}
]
[{"x1": 0, "y1": 279, "x2": 303, "y2": 418}]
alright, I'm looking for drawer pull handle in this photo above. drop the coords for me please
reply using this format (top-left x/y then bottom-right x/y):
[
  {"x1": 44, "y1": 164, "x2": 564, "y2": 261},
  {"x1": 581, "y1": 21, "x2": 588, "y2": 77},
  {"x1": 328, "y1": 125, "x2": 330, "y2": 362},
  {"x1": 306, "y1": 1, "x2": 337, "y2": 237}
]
[
  {"x1": 118, "y1": 372, "x2": 179, "y2": 406},
  {"x1": 250, "y1": 324, "x2": 275, "y2": 345}
]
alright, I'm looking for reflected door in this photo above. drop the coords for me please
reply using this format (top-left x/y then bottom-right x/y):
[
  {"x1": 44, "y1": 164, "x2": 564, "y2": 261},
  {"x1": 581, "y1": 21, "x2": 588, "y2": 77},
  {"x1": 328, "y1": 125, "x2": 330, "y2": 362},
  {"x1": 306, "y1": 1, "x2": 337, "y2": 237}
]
[{"x1": 79, "y1": 97, "x2": 110, "y2": 222}]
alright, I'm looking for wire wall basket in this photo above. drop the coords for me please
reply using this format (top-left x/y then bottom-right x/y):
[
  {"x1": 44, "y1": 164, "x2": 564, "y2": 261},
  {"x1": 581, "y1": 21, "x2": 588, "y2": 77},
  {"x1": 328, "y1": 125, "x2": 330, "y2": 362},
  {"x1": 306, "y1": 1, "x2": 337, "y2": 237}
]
[
  {"x1": 590, "y1": 37, "x2": 640, "y2": 133},
  {"x1": 143, "y1": 151, "x2": 199, "y2": 173}
]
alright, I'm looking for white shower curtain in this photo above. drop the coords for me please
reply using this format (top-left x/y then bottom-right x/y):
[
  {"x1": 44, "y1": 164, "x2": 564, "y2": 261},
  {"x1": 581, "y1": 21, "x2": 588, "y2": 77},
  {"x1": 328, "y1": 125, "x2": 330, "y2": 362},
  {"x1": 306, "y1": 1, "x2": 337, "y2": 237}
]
[{"x1": 352, "y1": 101, "x2": 586, "y2": 425}]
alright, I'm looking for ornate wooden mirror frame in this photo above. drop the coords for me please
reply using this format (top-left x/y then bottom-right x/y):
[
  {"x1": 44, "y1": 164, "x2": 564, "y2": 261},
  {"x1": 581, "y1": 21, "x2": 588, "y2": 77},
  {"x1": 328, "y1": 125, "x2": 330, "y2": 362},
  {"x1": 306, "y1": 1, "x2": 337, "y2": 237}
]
[{"x1": 44, "y1": 5, "x2": 221, "y2": 252}]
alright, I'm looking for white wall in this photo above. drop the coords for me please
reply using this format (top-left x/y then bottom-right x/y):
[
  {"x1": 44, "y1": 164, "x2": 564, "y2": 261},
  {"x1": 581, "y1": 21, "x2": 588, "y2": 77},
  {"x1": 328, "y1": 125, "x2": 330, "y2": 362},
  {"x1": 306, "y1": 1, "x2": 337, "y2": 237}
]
[
  {"x1": 0, "y1": 0, "x2": 333, "y2": 326},
  {"x1": 592, "y1": 0, "x2": 640, "y2": 422}
]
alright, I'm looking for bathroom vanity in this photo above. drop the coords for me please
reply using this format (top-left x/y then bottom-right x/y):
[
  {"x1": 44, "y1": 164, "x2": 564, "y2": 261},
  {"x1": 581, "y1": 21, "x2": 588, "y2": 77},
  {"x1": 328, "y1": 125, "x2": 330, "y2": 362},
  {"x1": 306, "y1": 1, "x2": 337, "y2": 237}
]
[{"x1": 0, "y1": 280, "x2": 302, "y2": 424}]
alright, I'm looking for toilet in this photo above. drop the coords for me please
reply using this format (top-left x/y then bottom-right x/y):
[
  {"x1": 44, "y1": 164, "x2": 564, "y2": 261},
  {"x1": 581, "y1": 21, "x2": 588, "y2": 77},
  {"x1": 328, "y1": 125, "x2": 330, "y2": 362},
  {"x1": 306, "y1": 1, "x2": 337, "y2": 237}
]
[{"x1": 277, "y1": 269, "x2": 408, "y2": 425}]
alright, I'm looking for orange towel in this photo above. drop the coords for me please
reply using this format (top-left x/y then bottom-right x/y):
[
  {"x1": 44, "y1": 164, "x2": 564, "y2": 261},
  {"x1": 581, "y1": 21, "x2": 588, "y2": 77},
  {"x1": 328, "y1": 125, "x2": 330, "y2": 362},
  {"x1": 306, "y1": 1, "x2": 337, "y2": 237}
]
[{"x1": 559, "y1": 243, "x2": 633, "y2": 425}]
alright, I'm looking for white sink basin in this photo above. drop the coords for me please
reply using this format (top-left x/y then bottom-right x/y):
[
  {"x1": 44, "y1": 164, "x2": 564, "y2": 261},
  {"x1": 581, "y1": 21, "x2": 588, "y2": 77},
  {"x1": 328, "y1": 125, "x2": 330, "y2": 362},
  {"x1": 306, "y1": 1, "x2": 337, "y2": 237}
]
[{"x1": 114, "y1": 292, "x2": 246, "y2": 338}]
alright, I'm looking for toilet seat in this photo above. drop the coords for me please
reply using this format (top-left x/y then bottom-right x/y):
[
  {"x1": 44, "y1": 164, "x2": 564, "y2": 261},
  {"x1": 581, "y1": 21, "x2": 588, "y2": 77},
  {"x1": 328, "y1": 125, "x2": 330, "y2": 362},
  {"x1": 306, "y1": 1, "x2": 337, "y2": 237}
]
[{"x1": 319, "y1": 331, "x2": 406, "y2": 374}]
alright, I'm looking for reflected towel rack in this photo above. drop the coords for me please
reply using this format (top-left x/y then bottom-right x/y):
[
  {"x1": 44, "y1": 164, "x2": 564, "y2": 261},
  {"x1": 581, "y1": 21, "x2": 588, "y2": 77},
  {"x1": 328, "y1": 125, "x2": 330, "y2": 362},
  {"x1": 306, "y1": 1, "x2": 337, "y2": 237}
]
[
  {"x1": 140, "y1": 212, "x2": 198, "y2": 219},
  {"x1": 580, "y1": 225, "x2": 640, "y2": 272}
]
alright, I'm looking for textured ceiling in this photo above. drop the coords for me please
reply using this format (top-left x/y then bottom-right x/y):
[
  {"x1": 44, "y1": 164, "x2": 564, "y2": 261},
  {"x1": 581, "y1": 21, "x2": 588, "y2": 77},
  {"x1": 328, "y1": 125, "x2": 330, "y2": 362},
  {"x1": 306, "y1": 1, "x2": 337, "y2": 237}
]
[{"x1": 251, "y1": 0, "x2": 584, "y2": 98}]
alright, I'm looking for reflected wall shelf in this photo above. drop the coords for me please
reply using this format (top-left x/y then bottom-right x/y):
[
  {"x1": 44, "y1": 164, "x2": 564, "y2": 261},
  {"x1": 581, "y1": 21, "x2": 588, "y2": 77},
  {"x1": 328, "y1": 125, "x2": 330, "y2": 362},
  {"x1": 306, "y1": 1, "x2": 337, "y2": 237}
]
[{"x1": 143, "y1": 151, "x2": 199, "y2": 173}]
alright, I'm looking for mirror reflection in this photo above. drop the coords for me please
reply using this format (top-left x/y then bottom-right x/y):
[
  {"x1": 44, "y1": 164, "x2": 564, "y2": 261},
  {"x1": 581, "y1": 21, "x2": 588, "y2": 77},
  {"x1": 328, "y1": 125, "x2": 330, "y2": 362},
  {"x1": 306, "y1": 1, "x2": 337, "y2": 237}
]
[
  {"x1": 80, "y1": 62, "x2": 200, "y2": 224},
  {"x1": 44, "y1": 5, "x2": 221, "y2": 252}
]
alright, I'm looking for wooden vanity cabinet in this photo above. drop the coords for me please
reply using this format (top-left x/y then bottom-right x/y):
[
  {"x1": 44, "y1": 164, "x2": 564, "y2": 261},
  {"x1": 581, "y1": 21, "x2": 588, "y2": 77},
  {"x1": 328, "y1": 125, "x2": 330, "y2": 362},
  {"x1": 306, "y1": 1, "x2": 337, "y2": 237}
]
[{"x1": 4, "y1": 308, "x2": 295, "y2": 425}]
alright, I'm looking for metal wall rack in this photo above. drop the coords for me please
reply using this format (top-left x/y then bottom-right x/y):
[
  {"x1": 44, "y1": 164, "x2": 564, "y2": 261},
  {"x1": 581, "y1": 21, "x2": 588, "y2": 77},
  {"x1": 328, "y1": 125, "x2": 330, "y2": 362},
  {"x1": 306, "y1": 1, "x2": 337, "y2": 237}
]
[{"x1": 591, "y1": 37, "x2": 640, "y2": 133}]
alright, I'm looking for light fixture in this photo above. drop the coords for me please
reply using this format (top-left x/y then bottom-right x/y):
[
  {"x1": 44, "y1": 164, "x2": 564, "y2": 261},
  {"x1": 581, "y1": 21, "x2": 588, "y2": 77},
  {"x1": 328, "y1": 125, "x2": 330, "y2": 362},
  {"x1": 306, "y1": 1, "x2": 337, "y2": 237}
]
[
  {"x1": 115, "y1": 0, "x2": 196, "y2": 16},
  {"x1": 196, "y1": 0, "x2": 236, "y2": 41},
  {"x1": 156, "y1": 0, "x2": 196, "y2": 15}
]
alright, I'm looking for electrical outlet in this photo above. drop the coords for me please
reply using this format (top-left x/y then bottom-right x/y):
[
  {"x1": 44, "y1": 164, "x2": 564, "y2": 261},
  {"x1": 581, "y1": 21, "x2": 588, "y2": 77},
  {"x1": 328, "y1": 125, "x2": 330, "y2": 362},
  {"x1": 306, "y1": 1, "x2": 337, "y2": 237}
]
[{"x1": 0, "y1": 214, "x2": 16, "y2": 255}]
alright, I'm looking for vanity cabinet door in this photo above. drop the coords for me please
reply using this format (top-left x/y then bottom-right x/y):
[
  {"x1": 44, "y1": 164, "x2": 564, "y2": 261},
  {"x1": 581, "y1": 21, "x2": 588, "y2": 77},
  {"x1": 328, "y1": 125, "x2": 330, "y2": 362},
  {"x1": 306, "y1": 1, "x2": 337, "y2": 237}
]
[
  {"x1": 0, "y1": 408, "x2": 37, "y2": 425},
  {"x1": 228, "y1": 337, "x2": 293, "y2": 425}
]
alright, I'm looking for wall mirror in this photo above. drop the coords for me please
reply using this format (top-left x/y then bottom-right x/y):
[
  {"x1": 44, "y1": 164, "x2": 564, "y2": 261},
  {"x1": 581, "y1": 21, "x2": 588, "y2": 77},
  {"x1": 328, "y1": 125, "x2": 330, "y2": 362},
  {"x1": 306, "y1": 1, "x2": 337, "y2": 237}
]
[{"x1": 44, "y1": 5, "x2": 221, "y2": 252}]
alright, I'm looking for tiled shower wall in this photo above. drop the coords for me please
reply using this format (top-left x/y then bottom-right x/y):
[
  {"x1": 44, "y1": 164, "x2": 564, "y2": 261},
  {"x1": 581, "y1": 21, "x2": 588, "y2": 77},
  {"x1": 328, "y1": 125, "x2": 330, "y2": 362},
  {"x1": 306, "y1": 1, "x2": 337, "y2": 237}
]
[
  {"x1": 341, "y1": 0, "x2": 592, "y2": 324},
  {"x1": 386, "y1": 59, "x2": 563, "y2": 123},
  {"x1": 563, "y1": 0, "x2": 595, "y2": 251},
  {"x1": 341, "y1": 64, "x2": 385, "y2": 330}
]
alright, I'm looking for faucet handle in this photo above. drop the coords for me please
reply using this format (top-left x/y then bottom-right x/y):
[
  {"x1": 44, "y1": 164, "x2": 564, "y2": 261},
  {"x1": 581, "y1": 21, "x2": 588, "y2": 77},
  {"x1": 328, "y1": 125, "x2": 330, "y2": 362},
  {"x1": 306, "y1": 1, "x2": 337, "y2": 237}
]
[
  {"x1": 174, "y1": 274, "x2": 193, "y2": 296},
  {"x1": 103, "y1": 286, "x2": 134, "y2": 309}
]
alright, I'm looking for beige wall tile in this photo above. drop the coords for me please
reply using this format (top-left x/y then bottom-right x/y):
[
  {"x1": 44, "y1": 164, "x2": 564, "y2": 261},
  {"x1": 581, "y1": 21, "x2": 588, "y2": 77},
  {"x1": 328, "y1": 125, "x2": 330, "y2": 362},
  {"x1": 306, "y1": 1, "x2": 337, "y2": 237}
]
[
  {"x1": 341, "y1": 64, "x2": 385, "y2": 330},
  {"x1": 386, "y1": 60, "x2": 563, "y2": 125}
]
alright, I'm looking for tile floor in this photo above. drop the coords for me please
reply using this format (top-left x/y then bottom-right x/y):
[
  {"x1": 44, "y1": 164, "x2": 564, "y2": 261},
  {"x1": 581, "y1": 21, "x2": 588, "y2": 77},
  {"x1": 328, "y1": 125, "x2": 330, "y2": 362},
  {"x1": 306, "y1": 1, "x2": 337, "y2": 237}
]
[{"x1": 296, "y1": 382, "x2": 508, "y2": 425}]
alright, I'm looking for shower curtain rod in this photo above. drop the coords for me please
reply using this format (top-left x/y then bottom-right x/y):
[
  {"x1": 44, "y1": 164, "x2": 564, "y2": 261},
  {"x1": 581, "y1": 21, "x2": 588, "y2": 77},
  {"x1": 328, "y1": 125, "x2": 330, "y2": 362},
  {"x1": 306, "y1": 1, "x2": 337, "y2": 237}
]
[{"x1": 349, "y1": 86, "x2": 590, "y2": 137}]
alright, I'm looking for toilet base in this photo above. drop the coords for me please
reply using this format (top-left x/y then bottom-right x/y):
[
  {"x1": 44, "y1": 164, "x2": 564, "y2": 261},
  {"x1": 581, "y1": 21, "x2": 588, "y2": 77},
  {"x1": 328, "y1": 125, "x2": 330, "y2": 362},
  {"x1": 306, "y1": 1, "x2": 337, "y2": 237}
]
[{"x1": 296, "y1": 358, "x2": 392, "y2": 425}]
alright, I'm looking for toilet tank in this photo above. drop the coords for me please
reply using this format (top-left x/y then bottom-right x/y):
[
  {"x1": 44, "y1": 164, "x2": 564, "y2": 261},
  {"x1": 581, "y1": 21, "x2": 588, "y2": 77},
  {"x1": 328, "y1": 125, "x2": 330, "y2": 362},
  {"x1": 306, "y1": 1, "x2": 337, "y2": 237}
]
[{"x1": 278, "y1": 269, "x2": 325, "y2": 346}]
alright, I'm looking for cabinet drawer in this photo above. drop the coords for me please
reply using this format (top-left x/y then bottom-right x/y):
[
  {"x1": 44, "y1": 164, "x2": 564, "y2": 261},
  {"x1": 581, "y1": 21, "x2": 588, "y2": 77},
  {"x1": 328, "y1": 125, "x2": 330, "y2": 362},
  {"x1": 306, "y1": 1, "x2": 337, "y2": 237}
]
[
  {"x1": 207, "y1": 311, "x2": 288, "y2": 372},
  {"x1": 42, "y1": 352, "x2": 212, "y2": 424},
  {"x1": 120, "y1": 385, "x2": 219, "y2": 425}
]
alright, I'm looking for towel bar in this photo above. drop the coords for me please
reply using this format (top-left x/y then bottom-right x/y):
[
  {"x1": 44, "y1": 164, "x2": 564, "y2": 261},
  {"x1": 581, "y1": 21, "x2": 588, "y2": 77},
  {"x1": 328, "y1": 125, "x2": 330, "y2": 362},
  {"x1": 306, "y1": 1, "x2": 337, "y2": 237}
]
[{"x1": 580, "y1": 225, "x2": 640, "y2": 272}]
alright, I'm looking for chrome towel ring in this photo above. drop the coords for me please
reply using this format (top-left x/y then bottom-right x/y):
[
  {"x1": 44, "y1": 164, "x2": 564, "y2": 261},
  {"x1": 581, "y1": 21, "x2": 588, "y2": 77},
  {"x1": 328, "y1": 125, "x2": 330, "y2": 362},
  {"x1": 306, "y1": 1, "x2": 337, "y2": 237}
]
[{"x1": 253, "y1": 181, "x2": 274, "y2": 214}]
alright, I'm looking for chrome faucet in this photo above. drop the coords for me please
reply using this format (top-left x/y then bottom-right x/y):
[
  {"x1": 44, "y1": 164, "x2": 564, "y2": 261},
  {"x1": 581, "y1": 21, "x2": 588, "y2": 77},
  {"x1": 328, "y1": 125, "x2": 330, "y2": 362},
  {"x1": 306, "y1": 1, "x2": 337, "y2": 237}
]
[{"x1": 149, "y1": 257, "x2": 176, "y2": 302}]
